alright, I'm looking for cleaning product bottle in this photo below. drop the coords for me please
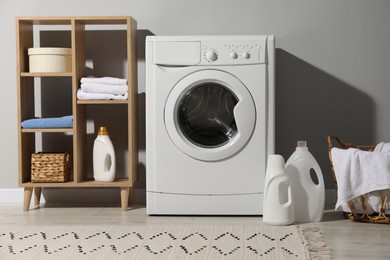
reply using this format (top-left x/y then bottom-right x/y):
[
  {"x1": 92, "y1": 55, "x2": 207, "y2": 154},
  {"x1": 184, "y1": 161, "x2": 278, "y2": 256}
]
[
  {"x1": 285, "y1": 141, "x2": 325, "y2": 222},
  {"x1": 263, "y1": 154, "x2": 295, "y2": 225},
  {"x1": 93, "y1": 126, "x2": 116, "y2": 182}
]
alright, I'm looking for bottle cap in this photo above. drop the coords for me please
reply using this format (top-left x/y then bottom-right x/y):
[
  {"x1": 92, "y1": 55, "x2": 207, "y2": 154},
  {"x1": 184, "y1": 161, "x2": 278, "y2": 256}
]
[
  {"x1": 267, "y1": 154, "x2": 285, "y2": 170},
  {"x1": 296, "y1": 141, "x2": 308, "y2": 151},
  {"x1": 98, "y1": 126, "x2": 109, "y2": 136}
]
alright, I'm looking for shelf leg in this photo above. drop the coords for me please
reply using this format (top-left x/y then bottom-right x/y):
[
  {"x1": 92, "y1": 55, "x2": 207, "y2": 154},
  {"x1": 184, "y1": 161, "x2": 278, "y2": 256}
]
[
  {"x1": 23, "y1": 187, "x2": 33, "y2": 211},
  {"x1": 33, "y1": 187, "x2": 42, "y2": 207},
  {"x1": 120, "y1": 187, "x2": 130, "y2": 211}
]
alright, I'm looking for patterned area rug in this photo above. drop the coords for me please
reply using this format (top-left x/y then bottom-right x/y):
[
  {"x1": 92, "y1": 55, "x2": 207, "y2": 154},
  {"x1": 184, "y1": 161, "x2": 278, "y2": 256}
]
[{"x1": 0, "y1": 225, "x2": 331, "y2": 259}]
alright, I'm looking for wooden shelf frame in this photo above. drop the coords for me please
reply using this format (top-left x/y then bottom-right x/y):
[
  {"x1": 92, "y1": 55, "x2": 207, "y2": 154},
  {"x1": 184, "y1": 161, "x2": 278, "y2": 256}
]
[{"x1": 16, "y1": 16, "x2": 138, "y2": 211}]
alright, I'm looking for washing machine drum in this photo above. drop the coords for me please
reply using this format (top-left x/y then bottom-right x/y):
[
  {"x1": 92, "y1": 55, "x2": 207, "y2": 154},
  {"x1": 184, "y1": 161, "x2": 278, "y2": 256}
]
[{"x1": 165, "y1": 70, "x2": 256, "y2": 161}]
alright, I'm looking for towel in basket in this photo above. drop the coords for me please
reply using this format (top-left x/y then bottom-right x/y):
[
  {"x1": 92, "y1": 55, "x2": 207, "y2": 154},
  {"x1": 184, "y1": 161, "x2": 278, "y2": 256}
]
[{"x1": 327, "y1": 136, "x2": 390, "y2": 224}]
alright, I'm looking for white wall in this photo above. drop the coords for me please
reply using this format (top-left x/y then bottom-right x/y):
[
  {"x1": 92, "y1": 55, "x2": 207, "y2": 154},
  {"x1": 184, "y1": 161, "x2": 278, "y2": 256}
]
[{"x1": 1, "y1": 1, "x2": 390, "y2": 195}]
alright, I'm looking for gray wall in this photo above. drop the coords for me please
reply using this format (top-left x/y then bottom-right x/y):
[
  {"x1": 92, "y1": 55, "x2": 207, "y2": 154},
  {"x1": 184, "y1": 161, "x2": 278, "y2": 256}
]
[{"x1": 1, "y1": 1, "x2": 390, "y2": 196}]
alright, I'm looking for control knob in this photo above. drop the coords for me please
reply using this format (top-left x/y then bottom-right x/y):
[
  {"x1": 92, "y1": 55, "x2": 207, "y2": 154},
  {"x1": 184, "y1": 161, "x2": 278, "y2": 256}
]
[{"x1": 205, "y1": 50, "x2": 218, "y2": 62}]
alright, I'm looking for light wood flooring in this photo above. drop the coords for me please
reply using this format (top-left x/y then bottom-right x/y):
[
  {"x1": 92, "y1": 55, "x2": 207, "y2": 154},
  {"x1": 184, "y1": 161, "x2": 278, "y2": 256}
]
[{"x1": 0, "y1": 203, "x2": 389, "y2": 259}]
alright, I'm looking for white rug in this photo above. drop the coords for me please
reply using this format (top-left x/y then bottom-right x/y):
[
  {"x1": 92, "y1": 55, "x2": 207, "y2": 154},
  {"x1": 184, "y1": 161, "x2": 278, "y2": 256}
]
[{"x1": 0, "y1": 225, "x2": 331, "y2": 259}]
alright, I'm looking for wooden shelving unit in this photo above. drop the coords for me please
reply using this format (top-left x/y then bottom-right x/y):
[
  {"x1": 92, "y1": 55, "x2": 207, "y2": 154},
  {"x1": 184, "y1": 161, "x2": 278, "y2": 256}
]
[{"x1": 16, "y1": 16, "x2": 138, "y2": 211}]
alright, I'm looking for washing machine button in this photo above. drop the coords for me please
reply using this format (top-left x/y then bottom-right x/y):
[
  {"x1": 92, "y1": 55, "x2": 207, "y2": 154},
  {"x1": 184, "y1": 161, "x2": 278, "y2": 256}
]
[
  {"x1": 241, "y1": 52, "x2": 250, "y2": 59},
  {"x1": 229, "y1": 52, "x2": 238, "y2": 59}
]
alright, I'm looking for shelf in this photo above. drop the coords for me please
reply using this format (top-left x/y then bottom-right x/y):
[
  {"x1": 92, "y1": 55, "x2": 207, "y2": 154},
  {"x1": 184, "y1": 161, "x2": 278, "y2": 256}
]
[
  {"x1": 21, "y1": 128, "x2": 74, "y2": 133},
  {"x1": 21, "y1": 181, "x2": 76, "y2": 187},
  {"x1": 77, "y1": 100, "x2": 128, "y2": 105},
  {"x1": 17, "y1": 17, "x2": 72, "y2": 25},
  {"x1": 21, "y1": 178, "x2": 130, "y2": 188},
  {"x1": 76, "y1": 179, "x2": 132, "y2": 187},
  {"x1": 16, "y1": 16, "x2": 138, "y2": 211},
  {"x1": 21, "y1": 72, "x2": 73, "y2": 77},
  {"x1": 74, "y1": 16, "x2": 131, "y2": 25},
  {"x1": 16, "y1": 16, "x2": 133, "y2": 26}
]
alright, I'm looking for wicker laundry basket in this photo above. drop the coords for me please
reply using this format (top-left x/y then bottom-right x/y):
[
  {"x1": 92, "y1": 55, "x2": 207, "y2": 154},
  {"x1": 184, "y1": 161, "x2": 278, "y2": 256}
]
[
  {"x1": 31, "y1": 152, "x2": 70, "y2": 183},
  {"x1": 327, "y1": 135, "x2": 390, "y2": 224}
]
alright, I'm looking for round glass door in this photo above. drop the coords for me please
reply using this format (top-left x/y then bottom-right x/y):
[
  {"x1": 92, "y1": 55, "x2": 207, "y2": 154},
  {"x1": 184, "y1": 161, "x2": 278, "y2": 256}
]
[
  {"x1": 164, "y1": 70, "x2": 256, "y2": 161},
  {"x1": 178, "y1": 83, "x2": 238, "y2": 148}
]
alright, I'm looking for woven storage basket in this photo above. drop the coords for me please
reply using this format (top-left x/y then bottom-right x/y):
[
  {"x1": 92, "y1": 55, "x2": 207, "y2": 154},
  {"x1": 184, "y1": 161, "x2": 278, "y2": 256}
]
[
  {"x1": 31, "y1": 152, "x2": 70, "y2": 183},
  {"x1": 327, "y1": 135, "x2": 390, "y2": 224}
]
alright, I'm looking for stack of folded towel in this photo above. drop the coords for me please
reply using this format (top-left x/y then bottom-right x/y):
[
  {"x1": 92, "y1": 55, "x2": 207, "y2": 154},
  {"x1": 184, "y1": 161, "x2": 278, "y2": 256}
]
[
  {"x1": 77, "y1": 77, "x2": 128, "y2": 100},
  {"x1": 331, "y1": 143, "x2": 390, "y2": 214},
  {"x1": 21, "y1": 115, "x2": 73, "y2": 129}
]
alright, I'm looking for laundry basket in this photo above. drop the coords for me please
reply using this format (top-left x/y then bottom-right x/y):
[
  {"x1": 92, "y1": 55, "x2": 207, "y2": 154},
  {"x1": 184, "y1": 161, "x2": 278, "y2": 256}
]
[{"x1": 327, "y1": 135, "x2": 390, "y2": 224}]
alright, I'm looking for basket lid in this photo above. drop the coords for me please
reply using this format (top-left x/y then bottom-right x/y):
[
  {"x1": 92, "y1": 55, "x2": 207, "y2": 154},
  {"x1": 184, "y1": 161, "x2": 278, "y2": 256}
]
[{"x1": 28, "y1": 47, "x2": 71, "y2": 55}]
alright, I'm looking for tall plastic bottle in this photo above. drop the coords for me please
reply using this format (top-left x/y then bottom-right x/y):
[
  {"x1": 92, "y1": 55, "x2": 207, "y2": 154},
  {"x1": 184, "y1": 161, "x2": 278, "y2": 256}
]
[
  {"x1": 93, "y1": 126, "x2": 116, "y2": 182},
  {"x1": 263, "y1": 154, "x2": 295, "y2": 225},
  {"x1": 285, "y1": 141, "x2": 325, "y2": 222}
]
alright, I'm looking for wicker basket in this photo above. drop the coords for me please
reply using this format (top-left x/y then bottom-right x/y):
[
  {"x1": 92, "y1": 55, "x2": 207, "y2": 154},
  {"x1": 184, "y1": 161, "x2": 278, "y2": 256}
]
[
  {"x1": 327, "y1": 135, "x2": 390, "y2": 224},
  {"x1": 31, "y1": 152, "x2": 70, "y2": 183}
]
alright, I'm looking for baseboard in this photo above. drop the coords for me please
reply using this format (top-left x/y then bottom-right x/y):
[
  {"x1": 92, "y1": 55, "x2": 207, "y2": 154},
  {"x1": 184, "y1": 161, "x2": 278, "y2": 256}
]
[
  {"x1": 0, "y1": 188, "x2": 335, "y2": 208},
  {"x1": 0, "y1": 188, "x2": 33, "y2": 203}
]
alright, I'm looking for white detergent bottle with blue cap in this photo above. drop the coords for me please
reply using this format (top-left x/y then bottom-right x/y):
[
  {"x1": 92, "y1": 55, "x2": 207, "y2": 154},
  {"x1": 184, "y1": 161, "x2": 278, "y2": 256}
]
[
  {"x1": 263, "y1": 154, "x2": 295, "y2": 225},
  {"x1": 93, "y1": 126, "x2": 116, "y2": 182},
  {"x1": 285, "y1": 141, "x2": 325, "y2": 222}
]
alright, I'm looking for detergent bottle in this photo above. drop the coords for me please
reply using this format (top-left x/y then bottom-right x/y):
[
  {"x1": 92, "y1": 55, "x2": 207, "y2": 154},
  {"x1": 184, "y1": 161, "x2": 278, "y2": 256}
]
[
  {"x1": 263, "y1": 154, "x2": 295, "y2": 225},
  {"x1": 93, "y1": 126, "x2": 116, "y2": 182},
  {"x1": 285, "y1": 141, "x2": 325, "y2": 222}
]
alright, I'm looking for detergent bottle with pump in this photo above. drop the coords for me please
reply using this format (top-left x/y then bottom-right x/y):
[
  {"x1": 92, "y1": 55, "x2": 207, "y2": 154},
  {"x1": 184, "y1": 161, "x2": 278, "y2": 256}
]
[
  {"x1": 93, "y1": 126, "x2": 116, "y2": 182},
  {"x1": 285, "y1": 141, "x2": 325, "y2": 222},
  {"x1": 263, "y1": 154, "x2": 295, "y2": 225}
]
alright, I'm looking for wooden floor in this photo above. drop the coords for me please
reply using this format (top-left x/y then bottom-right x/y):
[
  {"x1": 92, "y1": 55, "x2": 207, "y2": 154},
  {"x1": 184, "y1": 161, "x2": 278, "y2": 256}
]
[{"x1": 0, "y1": 203, "x2": 389, "y2": 259}]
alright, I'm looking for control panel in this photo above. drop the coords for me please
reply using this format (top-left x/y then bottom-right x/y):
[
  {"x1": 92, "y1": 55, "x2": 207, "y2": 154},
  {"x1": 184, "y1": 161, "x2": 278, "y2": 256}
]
[{"x1": 200, "y1": 40, "x2": 266, "y2": 65}]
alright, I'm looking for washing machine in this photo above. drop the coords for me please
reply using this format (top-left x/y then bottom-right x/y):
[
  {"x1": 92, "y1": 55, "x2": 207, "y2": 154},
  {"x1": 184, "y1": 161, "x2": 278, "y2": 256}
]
[{"x1": 146, "y1": 35, "x2": 275, "y2": 215}]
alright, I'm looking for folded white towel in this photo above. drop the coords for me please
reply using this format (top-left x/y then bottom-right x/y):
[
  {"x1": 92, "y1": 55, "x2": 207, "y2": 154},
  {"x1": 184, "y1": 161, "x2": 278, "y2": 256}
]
[
  {"x1": 331, "y1": 147, "x2": 390, "y2": 214},
  {"x1": 77, "y1": 89, "x2": 128, "y2": 100},
  {"x1": 80, "y1": 76, "x2": 127, "y2": 86},
  {"x1": 374, "y1": 142, "x2": 390, "y2": 152},
  {"x1": 81, "y1": 82, "x2": 128, "y2": 95}
]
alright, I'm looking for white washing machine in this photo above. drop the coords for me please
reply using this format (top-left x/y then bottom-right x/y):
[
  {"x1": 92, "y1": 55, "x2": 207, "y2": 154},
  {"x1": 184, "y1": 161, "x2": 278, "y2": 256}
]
[{"x1": 146, "y1": 35, "x2": 275, "y2": 215}]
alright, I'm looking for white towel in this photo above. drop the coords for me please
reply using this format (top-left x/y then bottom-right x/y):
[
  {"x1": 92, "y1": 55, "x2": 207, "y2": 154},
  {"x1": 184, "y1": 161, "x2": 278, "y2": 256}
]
[
  {"x1": 331, "y1": 147, "x2": 390, "y2": 214},
  {"x1": 81, "y1": 82, "x2": 128, "y2": 95},
  {"x1": 374, "y1": 142, "x2": 390, "y2": 152},
  {"x1": 80, "y1": 76, "x2": 127, "y2": 86},
  {"x1": 77, "y1": 89, "x2": 128, "y2": 100}
]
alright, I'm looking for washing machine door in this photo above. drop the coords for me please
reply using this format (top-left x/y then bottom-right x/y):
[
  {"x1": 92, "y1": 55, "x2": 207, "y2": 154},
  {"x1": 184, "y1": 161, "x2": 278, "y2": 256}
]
[{"x1": 165, "y1": 70, "x2": 256, "y2": 161}]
